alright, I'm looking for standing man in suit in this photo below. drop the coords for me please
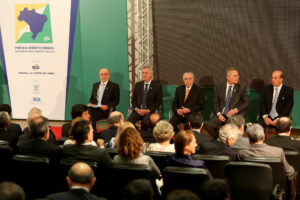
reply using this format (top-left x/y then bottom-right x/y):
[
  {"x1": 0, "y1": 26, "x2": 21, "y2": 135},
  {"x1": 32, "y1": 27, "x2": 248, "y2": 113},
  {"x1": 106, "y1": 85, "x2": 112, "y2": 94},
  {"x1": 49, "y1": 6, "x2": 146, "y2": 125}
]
[
  {"x1": 128, "y1": 66, "x2": 162, "y2": 130},
  {"x1": 88, "y1": 68, "x2": 120, "y2": 130},
  {"x1": 258, "y1": 70, "x2": 294, "y2": 127},
  {"x1": 169, "y1": 72, "x2": 204, "y2": 132},
  {"x1": 207, "y1": 67, "x2": 249, "y2": 139},
  {"x1": 47, "y1": 162, "x2": 106, "y2": 200}
]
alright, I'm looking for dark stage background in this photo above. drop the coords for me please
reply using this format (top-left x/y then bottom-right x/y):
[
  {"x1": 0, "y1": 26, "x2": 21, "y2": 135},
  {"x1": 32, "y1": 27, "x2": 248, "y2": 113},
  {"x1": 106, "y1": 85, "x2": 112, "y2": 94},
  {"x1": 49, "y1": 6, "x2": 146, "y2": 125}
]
[{"x1": 153, "y1": 0, "x2": 300, "y2": 90}]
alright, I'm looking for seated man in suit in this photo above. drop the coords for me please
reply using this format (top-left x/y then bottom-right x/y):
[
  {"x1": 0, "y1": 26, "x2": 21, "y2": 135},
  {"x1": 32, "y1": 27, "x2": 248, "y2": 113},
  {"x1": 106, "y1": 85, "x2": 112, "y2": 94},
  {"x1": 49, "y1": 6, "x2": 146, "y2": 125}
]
[
  {"x1": 187, "y1": 112, "x2": 213, "y2": 146},
  {"x1": 207, "y1": 67, "x2": 248, "y2": 139},
  {"x1": 0, "y1": 111, "x2": 18, "y2": 151},
  {"x1": 128, "y1": 66, "x2": 162, "y2": 130},
  {"x1": 88, "y1": 68, "x2": 120, "y2": 130},
  {"x1": 19, "y1": 116, "x2": 62, "y2": 164},
  {"x1": 0, "y1": 104, "x2": 22, "y2": 136},
  {"x1": 62, "y1": 104, "x2": 91, "y2": 137},
  {"x1": 47, "y1": 162, "x2": 106, "y2": 200},
  {"x1": 226, "y1": 115, "x2": 250, "y2": 149},
  {"x1": 238, "y1": 123, "x2": 295, "y2": 177},
  {"x1": 140, "y1": 112, "x2": 162, "y2": 143},
  {"x1": 258, "y1": 70, "x2": 294, "y2": 127},
  {"x1": 198, "y1": 124, "x2": 239, "y2": 161},
  {"x1": 98, "y1": 111, "x2": 124, "y2": 143},
  {"x1": 265, "y1": 117, "x2": 300, "y2": 152},
  {"x1": 170, "y1": 72, "x2": 204, "y2": 132}
]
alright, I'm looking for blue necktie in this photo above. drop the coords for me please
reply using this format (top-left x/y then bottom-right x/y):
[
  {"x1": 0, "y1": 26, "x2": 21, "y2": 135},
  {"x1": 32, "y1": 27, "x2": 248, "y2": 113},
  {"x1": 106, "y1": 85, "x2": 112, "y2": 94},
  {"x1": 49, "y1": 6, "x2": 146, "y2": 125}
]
[
  {"x1": 270, "y1": 87, "x2": 279, "y2": 119},
  {"x1": 97, "y1": 83, "x2": 105, "y2": 106},
  {"x1": 224, "y1": 86, "x2": 232, "y2": 115}
]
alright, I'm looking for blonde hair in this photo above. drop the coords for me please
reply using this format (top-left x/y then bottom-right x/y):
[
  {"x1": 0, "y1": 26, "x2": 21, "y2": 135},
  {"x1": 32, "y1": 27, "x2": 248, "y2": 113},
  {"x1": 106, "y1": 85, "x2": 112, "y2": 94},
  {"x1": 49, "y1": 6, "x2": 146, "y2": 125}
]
[
  {"x1": 153, "y1": 120, "x2": 174, "y2": 143},
  {"x1": 115, "y1": 121, "x2": 135, "y2": 146}
]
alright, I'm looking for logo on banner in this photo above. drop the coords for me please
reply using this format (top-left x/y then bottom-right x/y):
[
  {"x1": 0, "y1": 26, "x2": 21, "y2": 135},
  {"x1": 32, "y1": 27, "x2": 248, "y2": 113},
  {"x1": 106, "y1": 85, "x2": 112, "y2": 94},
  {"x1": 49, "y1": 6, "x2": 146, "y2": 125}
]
[
  {"x1": 15, "y1": 4, "x2": 53, "y2": 43},
  {"x1": 33, "y1": 84, "x2": 39, "y2": 93},
  {"x1": 32, "y1": 64, "x2": 40, "y2": 70}
]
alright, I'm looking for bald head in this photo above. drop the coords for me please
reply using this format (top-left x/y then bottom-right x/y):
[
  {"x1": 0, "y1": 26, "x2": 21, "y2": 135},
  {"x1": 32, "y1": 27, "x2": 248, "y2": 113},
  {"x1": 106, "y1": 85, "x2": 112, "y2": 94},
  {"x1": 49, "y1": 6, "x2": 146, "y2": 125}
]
[
  {"x1": 149, "y1": 112, "x2": 162, "y2": 129},
  {"x1": 67, "y1": 162, "x2": 96, "y2": 190},
  {"x1": 276, "y1": 117, "x2": 292, "y2": 135},
  {"x1": 99, "y1": 68, "x2": 111, "y2": 82},
  {"x1": 107, "y1": 111, "x2": 124, "y2": 126}
]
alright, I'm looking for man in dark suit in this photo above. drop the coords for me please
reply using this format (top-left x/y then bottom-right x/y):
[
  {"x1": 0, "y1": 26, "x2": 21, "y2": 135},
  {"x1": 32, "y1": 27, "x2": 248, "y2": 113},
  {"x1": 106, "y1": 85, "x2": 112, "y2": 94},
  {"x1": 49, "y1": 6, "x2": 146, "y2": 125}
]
[
  {"x1": 0, "y1": 111, "x2": 18, "y2": 151},
  {"x1": 265, "y1": 117, "x2": 300, "y2": 152},
  {"x1": 140, "y1": 112, "x2": 162, "y2": 143},
  {"x1": 88, "y1": 68, "x2": 120, "y2": 129},
  {"x1": 258, "y1": 70, "x2": 294, "y2": 127},
  {"x1": 0, "y1": 104, "x2": 22, "y2": 136},
  {"x1": 128, "y1": 66, "x2": 162, "y2": 130},
  {"x1": 47, "y1": 162, "x2": 106, "y2": 200},
  {"x1": 170, "y1": 72, "x2": 204, "y2": 132},
  {"x1": 19, "y1": 116, "x2": 61, "y2": 164},
  {"x1": 207, "y1": 68, "x2": 249, "y2": 139}
]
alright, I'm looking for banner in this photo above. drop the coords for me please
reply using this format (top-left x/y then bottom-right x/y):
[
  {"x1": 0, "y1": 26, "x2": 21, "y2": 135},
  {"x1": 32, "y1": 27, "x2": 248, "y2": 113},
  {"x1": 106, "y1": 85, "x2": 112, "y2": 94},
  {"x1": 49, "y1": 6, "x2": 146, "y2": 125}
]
[{"x1": 0, "y1": 0, "x2": 78, "y2": 120}]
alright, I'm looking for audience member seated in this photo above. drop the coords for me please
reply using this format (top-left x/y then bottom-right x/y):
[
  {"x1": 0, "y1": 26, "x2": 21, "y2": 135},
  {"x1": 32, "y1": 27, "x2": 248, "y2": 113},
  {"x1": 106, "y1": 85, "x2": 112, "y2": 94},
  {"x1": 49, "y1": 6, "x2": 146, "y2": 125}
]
[
  {"x1": 19, "y1": 107, "x2": 58, "y2": 145},
  {"x1": 0, "y1": 181, "x2": 25, "y2": 200},
  {"x1": 47, "y1": 162, "x2": 106, "y2": 200},
  {"x1": 0, "y1": 111, "x2": 18, "y2": 151},
  {"x1": 226, "y1": 115, "x2": 250, "y2": 149},
  {"x1": 148, "y1": 120, "x2": 175, "y2": 152},
  {"x1": 166, "y1": 189, "x2": 200, "y2": 200},
  {"x1": 238, "y1": 123, "x2": 295, "y2": 177},
  {"x1": 140, "y1": 112, "x2": 162, "y2": 143},
  {"x1": 166, "y1": 130, "x2": 204, "y2": 168},
  {"x1": 113, "y1": 127, "x2": 161, "y2": 178},
  {"x1": 187, "y1": 112, "x2": 213, "y2": 146},
  {"x1": 265, "y1": 117, "x2": 300, "y2": 152},
  {"x1": 98, "y1": 111, "x2": 124, "y2": 143},
  {"x1": 200, "y1": 179, "x2": 230, "y2": 200},
  {"x1": 123, "y1": 179, "x2": 154, "y2": 200},
  {"x1": 198, "y1": 124, "x2": 239, "y2": 160},
  {"x1": 61, "y1": 120, "x2": 112, "y2": 168},
  {"x1": 62, "y1": 104, "x2": 91, "y2": 138},
  {"x1": 18, "y1": 116, "x2": 62, "y2": 164},
  {"x1": 0, "y1": 104, "x2": 22, "y2": 136},
  {"x1": 109, "y1": 121, "x2": 135, "y2": 148}
]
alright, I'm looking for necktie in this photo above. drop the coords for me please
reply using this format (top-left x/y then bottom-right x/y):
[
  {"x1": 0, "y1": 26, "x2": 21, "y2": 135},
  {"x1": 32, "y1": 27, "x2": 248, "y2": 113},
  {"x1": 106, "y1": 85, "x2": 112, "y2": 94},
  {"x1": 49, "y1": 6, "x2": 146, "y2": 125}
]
[
  {"x1": 224, "y1": 86, "x2": 232, "y2": 114},
  {"x1": 141, "y1": 83, "x2": 149, "y2": 109},
  {"x1": 97, "y1": 83, "x2": 105, "y2": 106},
  {"x1": 184, "y1": 88, "x2": 190, "y2": 103},
  {"x1": 270, "y1": 87, "x2": 279, "y2": 119}
]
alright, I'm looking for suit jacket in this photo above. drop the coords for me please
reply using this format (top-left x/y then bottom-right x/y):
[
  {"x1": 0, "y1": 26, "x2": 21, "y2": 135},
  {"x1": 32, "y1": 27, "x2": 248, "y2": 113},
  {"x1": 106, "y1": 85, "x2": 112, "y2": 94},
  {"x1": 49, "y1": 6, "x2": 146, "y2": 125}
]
[
  {"x1": 20, "y1": 127, "x2": 59, "y2": 146},
  {"x1": 192, "y1": 130, "x2": 213, "y2": 146},
  {"x1": 265, "y1": 135, "x2": 300, "y2": 152},
  {"x1": 231, "y1": 134, "x2": 251, "y2": 149},
  {"x1": 89, "y1": 80, "x2": 120, "y2": 110},
  {"x1": 47, "y1": 188, "x2": 106, "y2": 200},
  {"x1": 99, "y1": 126, "x2": 118, "y2": 143},
  {"x1": 62, "y1": 144, "x2": 112, "y2": 169},
  {"x1": 172, "y1": 84, "x2": 204, "y2": 114},
  {"x1": 131, "y1": 80, "x2": 162, "y2": 113},
  {"x1": 198, "y1": 140, "x2": 238, "y2": 161},
  {"x1": 140, "y1": 129, "x2": 156, "y2": 143},
  {"x1": 260, "y1": 84, "x2": 294, "y2": 119},
  {"x1": 0, "y1": 128, "x2": 18, "y2": 150},
  {"x1": 62, "y1": 122, "x2": 71, "y2": 138},
  {"x1": 213, "y1": 82, "x2": 248, "y2": 117},
  {"x1": 237, "y1": 143, "x2": 295, "y2": 176},
  {"x1": 166, "y1": 154, "x2": 205, "y2": 168},
  {"x1": 8, "y1": 123, "x2": 22, "y2": 136}
]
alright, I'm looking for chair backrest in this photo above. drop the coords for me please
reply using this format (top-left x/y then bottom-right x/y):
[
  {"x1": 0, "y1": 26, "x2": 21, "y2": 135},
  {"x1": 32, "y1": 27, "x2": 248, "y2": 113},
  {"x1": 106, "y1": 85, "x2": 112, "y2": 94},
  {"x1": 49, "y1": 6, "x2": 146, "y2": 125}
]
[
  {"x1": 225, "y1": 161, "x2": 274, "y2": 200},
  {"x1": 0, "y1": 142, "x2": 13, "y2": 182},
  {"x1": 193, "y1": 154, "x2": 230, "y2": 178},
  {"x1": 105, "y1": 148, "x2": 118, "y2": 159},
  {"x1": 284, "y1": 150, "x2": 300, "y2": 195},
  {"x1": 146, "y1": 151, "x2": 173, "y2": 172},
  {"x1": 162, "y1": 166, "x2": 212, "y2": 197},
  {"x1": 242, "y1": 156, "x2": 287, "y2": 190}
]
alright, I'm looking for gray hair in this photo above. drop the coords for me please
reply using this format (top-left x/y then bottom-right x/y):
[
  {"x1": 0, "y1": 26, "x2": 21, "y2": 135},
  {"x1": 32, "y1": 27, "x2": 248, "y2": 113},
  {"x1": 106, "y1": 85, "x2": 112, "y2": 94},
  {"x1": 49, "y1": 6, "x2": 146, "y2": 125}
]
[
  {"x1": 0, "y1": 111, "x2": 10, "y2": 128},
  {"x1": 246, "y1": 123, "x2": 265, "y2": 143},
  {"x1": 142, "y1": 66, "x2": 153, "y2": 73},
  {"x1": 153, "y1": 120, "x2": 174, "y2": 143},
  {"x1": 226, "y1": 115, "x2": 245, "y2": 129},
  {"x1": 182, "y1": 72, "x2": 195, "y2": 79},
  {"x1": 30, "y1": 116, "x2": 50, "y2": 138},
  {"x1": 107, "y1": 111, "x2": 124, "y2": 125},
  {"x1": 27, "y1": 107, "x2": 42, "y2": 128},
  {"x1": 218, "y1": 124, "x2": 238, "y2": 144},
  {"x1": 226, "y1": 67, "x2": 238, "y2": 77}
]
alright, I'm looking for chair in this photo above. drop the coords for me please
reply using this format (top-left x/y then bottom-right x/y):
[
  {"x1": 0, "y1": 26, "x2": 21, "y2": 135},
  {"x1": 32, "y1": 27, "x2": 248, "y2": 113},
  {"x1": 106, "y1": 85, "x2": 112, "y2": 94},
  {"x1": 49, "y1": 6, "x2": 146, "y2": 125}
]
[
  {"x1": 162, "y1": 166, "x2": 212, "y2": 197},
  {"x1": 284, "y1": 151, "x2": 300, "y2": 197},
  {"x1": 106, "y1": 148, "x2": 118, "y2": 159},
  {"x1": 225, "y1": 161, "x2": 283, "y2": 200},
  {"x1": 192, "y1": 154, "x2": 230, "y2": 178},
  {"x1": 146, "y1": 151, "x2": 173, "y2": 172},
  {"x1": 0, "y1": 141, "x2": 13, "y2": 182}
]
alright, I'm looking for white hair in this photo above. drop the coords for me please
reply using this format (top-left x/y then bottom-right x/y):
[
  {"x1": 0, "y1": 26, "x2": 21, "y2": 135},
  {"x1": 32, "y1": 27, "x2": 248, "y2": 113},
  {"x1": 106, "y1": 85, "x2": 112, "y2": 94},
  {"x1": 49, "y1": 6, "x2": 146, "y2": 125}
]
[
  {"x1": 218, "y1": 124, "x2": 238, "y2": 144},
  {"x1": 246, "y1": 123, "x2": 265, "y2": 143}
]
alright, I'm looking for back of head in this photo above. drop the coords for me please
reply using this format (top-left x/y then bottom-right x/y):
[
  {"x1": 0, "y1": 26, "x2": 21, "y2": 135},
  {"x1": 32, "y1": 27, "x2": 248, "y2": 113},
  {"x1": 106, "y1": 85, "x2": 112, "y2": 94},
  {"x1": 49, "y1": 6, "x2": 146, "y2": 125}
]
[
  {"x1": 68, "y1": 162, "x2": 94, "y2": 185},
  {"x1": 226, "y1": 115, "x2": 245, "y2": 129},
  {"x1": 175, "y1": 130, "x2": 194, "y2": 155},
  {"x1": 0, "y1": 104, "x2": 12, "y2": 116},
  {"x1": 115, "y1": 121, "x2": 135, "y2": 145},
  {"x1": 153, "y1": 120, "x2": 174, "y2": 143},
  {"x1": 71, "y1": 104, "x2": 88, "y2": 119},
  {"x1": 27, "y1": 107, "x2": 42, "y2": 128},
  {"x1": 276, "y1": 117, "x2": 292, "y2": 134},
  {"x1": 29, "y1": 116, "x2": 49, "y2": 138},
  {"x1": 123, "y1": 179, "x2": 154, "y2": 200},
  {"x1": 0, "y1": 182, "x2": 25, "y2": 200},
  {"x1": 246, "y1": 123, "x2": 265, "y2": 143},
  {"x1": 149, "y1": 113, "x2": 162, "y2": 129},
  {"x1": 118, "y1": 127, "x2": 144, "y2": 160},
  {"x1": 0, "y1": 111, "x2": 10, "y2": 129},
  {"x1": 188, "y1": 112, "x2": 203, "y2": 129},
  {"x1": 218, "y1": 124, "x2": 238, "y2": 145},
  {"x1": 200, "y1": 179, "x2": 229, "y2": 200},
  {"x1": 107, "y1": 111, "x2": 124, "y2": 126},
  {"x1": 166, "y1": 189, "x2": 200, "y2": 200},
  {"x1": 71, "y1": 120, "x2": 91, "y2": 144}
]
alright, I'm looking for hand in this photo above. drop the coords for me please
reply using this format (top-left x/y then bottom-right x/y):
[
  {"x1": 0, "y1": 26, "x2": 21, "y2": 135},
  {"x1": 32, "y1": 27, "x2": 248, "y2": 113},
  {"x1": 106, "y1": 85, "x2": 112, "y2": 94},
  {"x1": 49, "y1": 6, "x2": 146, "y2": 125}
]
[
  {"x1": 100, "y1": 105, "x2": 109, "y2": 110},
  {"x1": 87, "y1": 103, "x2": 92, "y2": 106},
  {"x1": 218, "y1": 114, "x2": 226, "y2": 122},
  {"x1": 177, "y1": 109, "x2": 183, "y2": 115},
  {"x1": 141, "y1": 109, "x2": 150, "y2": 115},
  {"x1": 246, "y1": 123, "x2": 252, "y2": 127},
  {"x1": 136, "y1": 109, "x2": 145, "y2": 116},
  {"x1": 97, "y1": 139, "x2": 105, "y2": 148},
  {"x1": 264, "y1": 116, "x2": 272, "y2": 126},
  {"x1": 270, "y1": 119, "x2": 278, "y2": 126},
  {"x1": 226, "y1": 109, "x2": 237, "y2": 117},
  {"x1": 182, "y1": 107, "x2": 191, "y2": 114}
]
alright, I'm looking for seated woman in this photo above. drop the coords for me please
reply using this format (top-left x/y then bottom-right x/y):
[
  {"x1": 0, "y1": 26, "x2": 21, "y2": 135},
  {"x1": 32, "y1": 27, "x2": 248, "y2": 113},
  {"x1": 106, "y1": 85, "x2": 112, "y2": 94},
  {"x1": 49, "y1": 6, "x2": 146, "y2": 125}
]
[
  {"x1": 61, "y1": 119, "x2": 112, "y2": 168},
  {"x1": 109, "y1": 121, "x2": 135, "y2": 148},
  {"x1": 148, "y1": 120, "x2": 175, "y2": 152},
  {"x1": 113, "y1": 127, "x2": 161, "y2": 178},
  {"x1": 166, "y1": 130, "x2": 204, "y2": 168}
]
